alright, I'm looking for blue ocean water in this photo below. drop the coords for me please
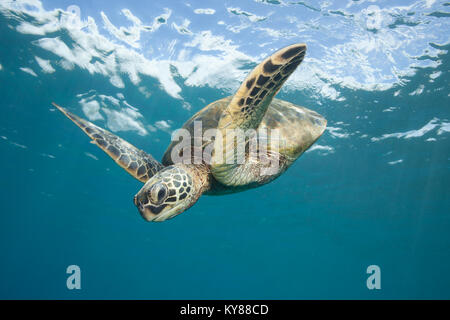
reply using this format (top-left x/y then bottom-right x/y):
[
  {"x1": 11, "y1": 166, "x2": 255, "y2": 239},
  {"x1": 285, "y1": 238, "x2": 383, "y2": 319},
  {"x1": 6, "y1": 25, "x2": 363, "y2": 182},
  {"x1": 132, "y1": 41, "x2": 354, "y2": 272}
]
[{"x1": 0, "y1": 0, "x2": 449, "y2": 299}]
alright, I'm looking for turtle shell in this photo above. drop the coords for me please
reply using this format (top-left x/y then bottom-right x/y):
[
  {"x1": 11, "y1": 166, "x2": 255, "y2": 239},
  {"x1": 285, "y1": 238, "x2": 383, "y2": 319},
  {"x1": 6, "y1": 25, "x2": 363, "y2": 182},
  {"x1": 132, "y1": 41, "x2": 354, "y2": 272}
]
[{"x1": 162, "y1": 96, "x2": 326, "y2": 191}]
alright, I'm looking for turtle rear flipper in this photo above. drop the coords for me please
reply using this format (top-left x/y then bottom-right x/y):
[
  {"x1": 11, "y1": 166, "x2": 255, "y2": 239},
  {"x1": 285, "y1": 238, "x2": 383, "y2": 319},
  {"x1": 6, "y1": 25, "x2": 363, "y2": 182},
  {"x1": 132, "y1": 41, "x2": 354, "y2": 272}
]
[{"x1": 53, "y1": 102, "x2": 164, "y2": 183}]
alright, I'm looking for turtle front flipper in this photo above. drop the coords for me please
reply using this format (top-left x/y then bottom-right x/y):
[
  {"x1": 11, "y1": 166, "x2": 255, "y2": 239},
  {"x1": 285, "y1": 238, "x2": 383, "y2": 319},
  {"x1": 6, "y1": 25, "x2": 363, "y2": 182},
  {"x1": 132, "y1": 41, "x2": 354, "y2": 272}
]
[
  {"x1": 216, "y1": 43, "x2": 306, "y2": 131},
  {"x1": 211, "y1": 43, "x2": 306, "y2": 186},
  {"x1": 53, "y1": 103, "x2": 164, "y2": 183}
]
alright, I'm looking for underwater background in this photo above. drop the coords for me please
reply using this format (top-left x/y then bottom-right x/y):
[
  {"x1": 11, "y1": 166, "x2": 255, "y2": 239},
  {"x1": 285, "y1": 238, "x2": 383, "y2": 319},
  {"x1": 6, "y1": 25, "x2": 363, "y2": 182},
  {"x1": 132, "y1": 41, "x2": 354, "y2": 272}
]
[{"x1": 0, "y1": 0, "x2": 449, "y2": 299}]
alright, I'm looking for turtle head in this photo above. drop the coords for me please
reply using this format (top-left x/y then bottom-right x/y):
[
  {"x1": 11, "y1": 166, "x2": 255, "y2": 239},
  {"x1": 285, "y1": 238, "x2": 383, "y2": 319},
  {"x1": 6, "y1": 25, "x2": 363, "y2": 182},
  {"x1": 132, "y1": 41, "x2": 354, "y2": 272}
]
[{"x1": 133, "y1": 165, "x2": 199, "y2": 222}]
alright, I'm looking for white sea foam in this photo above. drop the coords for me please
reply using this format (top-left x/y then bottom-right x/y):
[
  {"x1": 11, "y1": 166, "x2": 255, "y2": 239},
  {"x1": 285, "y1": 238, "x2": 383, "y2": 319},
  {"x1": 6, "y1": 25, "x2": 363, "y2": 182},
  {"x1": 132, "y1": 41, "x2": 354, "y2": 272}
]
[
  {"x1": 382, "y1": 107, "x2": 397, "y2": 112},
  {"x1": 20, "y1": 67, "x2": 38, "y2": 77},
  {"x1": 409, "y1": 85, "x2": 425, "y2": 96},
  {"x1": 10, "y1": 141, "x2": 28, "y2": 149},
  {"x1": 371, "y1": 118, "x2": 446, "y2": 141},
  {"x1": 99, "y1": 95, "x2": 120, "y2": 107},
  {"x1": 17, "y1": 20, "x2": 58, "y2": 35},
  {"x1": 84, "y1": 152, "x2": 98, "y2": 161},
  {"x1": 437, "y1": 122, "x2": 450, "y2": 135},
  {"x1": 101, "y1": 8, "x2": 171, "y2": 48},
  {"x1": 306, "y1": 144, "x2": 335, "y2": 155},
  {"x1": 388, "y1": 159, "x2": 403, "y2": 165},
  {"x1": 430, "y1": 71, "x2": 442, "y2": 80},
  {"x1": 1, "y1": 0, "x2": 448, "y2": 137},
  {"x1": 109, "y1": 75, "x2": 125, "y2": 89},
  {"x1": 77, "y1": 92, "x2": 150, "y2": 136},
  {"x1": 172, "y1": 19, "x2": 193, "y2": 35},
  {"x1": 327, "y1": 126, "x2": 350, "y2": 139},
  {"x1": 147, "y1": 124, "x2": 157, "y2": 132},
  {"x1": 155, "y1": 120, "x2": 172, "y2": 132},
  {"x1": 41, "y1": 153, "x2": 56, "y2": 159},
  {"x1": 103, "y1": 108, "x2": 147, "y2": 136},
  {"x1": 3, "y1": 0, "x2": 447, "y2": 99},
  {"x1": 35, "y1": 56, "x2": 55, "y2": 73},
  {"x1": 194, "y1": 8, "x2": 216, "y2": 15},
  {"x1": 227, "y1": 7, "x2": 267, "y2": 23},
  {"x1": 80, "y1": 99, "x2": 103, "y2": 121}
]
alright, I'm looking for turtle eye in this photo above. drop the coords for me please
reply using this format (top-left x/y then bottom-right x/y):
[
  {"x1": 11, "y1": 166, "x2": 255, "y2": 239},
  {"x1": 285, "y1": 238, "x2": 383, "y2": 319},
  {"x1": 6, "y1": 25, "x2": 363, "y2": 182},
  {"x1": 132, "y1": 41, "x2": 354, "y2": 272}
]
[{"x1": 149, "y1": 183, "x2": 168, "y2": 204}]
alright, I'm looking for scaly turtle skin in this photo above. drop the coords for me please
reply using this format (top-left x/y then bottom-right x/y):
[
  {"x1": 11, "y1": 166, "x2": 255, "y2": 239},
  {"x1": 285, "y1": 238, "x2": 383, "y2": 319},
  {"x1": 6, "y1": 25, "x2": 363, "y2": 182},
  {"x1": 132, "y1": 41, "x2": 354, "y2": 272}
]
[{"x1": 54, "y1": 43, "x2": 327, "y2": 222}]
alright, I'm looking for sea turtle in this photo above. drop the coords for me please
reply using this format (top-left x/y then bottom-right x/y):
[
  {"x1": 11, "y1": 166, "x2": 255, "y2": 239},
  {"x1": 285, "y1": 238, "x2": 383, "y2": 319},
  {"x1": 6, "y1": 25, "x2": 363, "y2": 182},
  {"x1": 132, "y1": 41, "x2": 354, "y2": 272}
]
[{"x1": 54, "y1": 43, "x2": 327, "y2": 222}]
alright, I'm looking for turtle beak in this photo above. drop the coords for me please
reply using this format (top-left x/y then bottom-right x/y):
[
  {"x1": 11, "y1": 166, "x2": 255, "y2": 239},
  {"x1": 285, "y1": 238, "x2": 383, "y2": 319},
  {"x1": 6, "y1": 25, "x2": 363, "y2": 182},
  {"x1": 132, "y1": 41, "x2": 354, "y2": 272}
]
[
  {"x1": 133, "y1": 192, "x2": 185, "y2": 222},
  {"x1": 133, "y1": 192, "x2": 152, "y2": 221},
  {"x1": 133, "y1": 191, "x2": 169, "y2": 222},
  {"x1": 133, "y1": 192, "x2": 145, "y2": 210},
  {"x1": 138, "y1": 207, "x2": 160, "y2": 222}
]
